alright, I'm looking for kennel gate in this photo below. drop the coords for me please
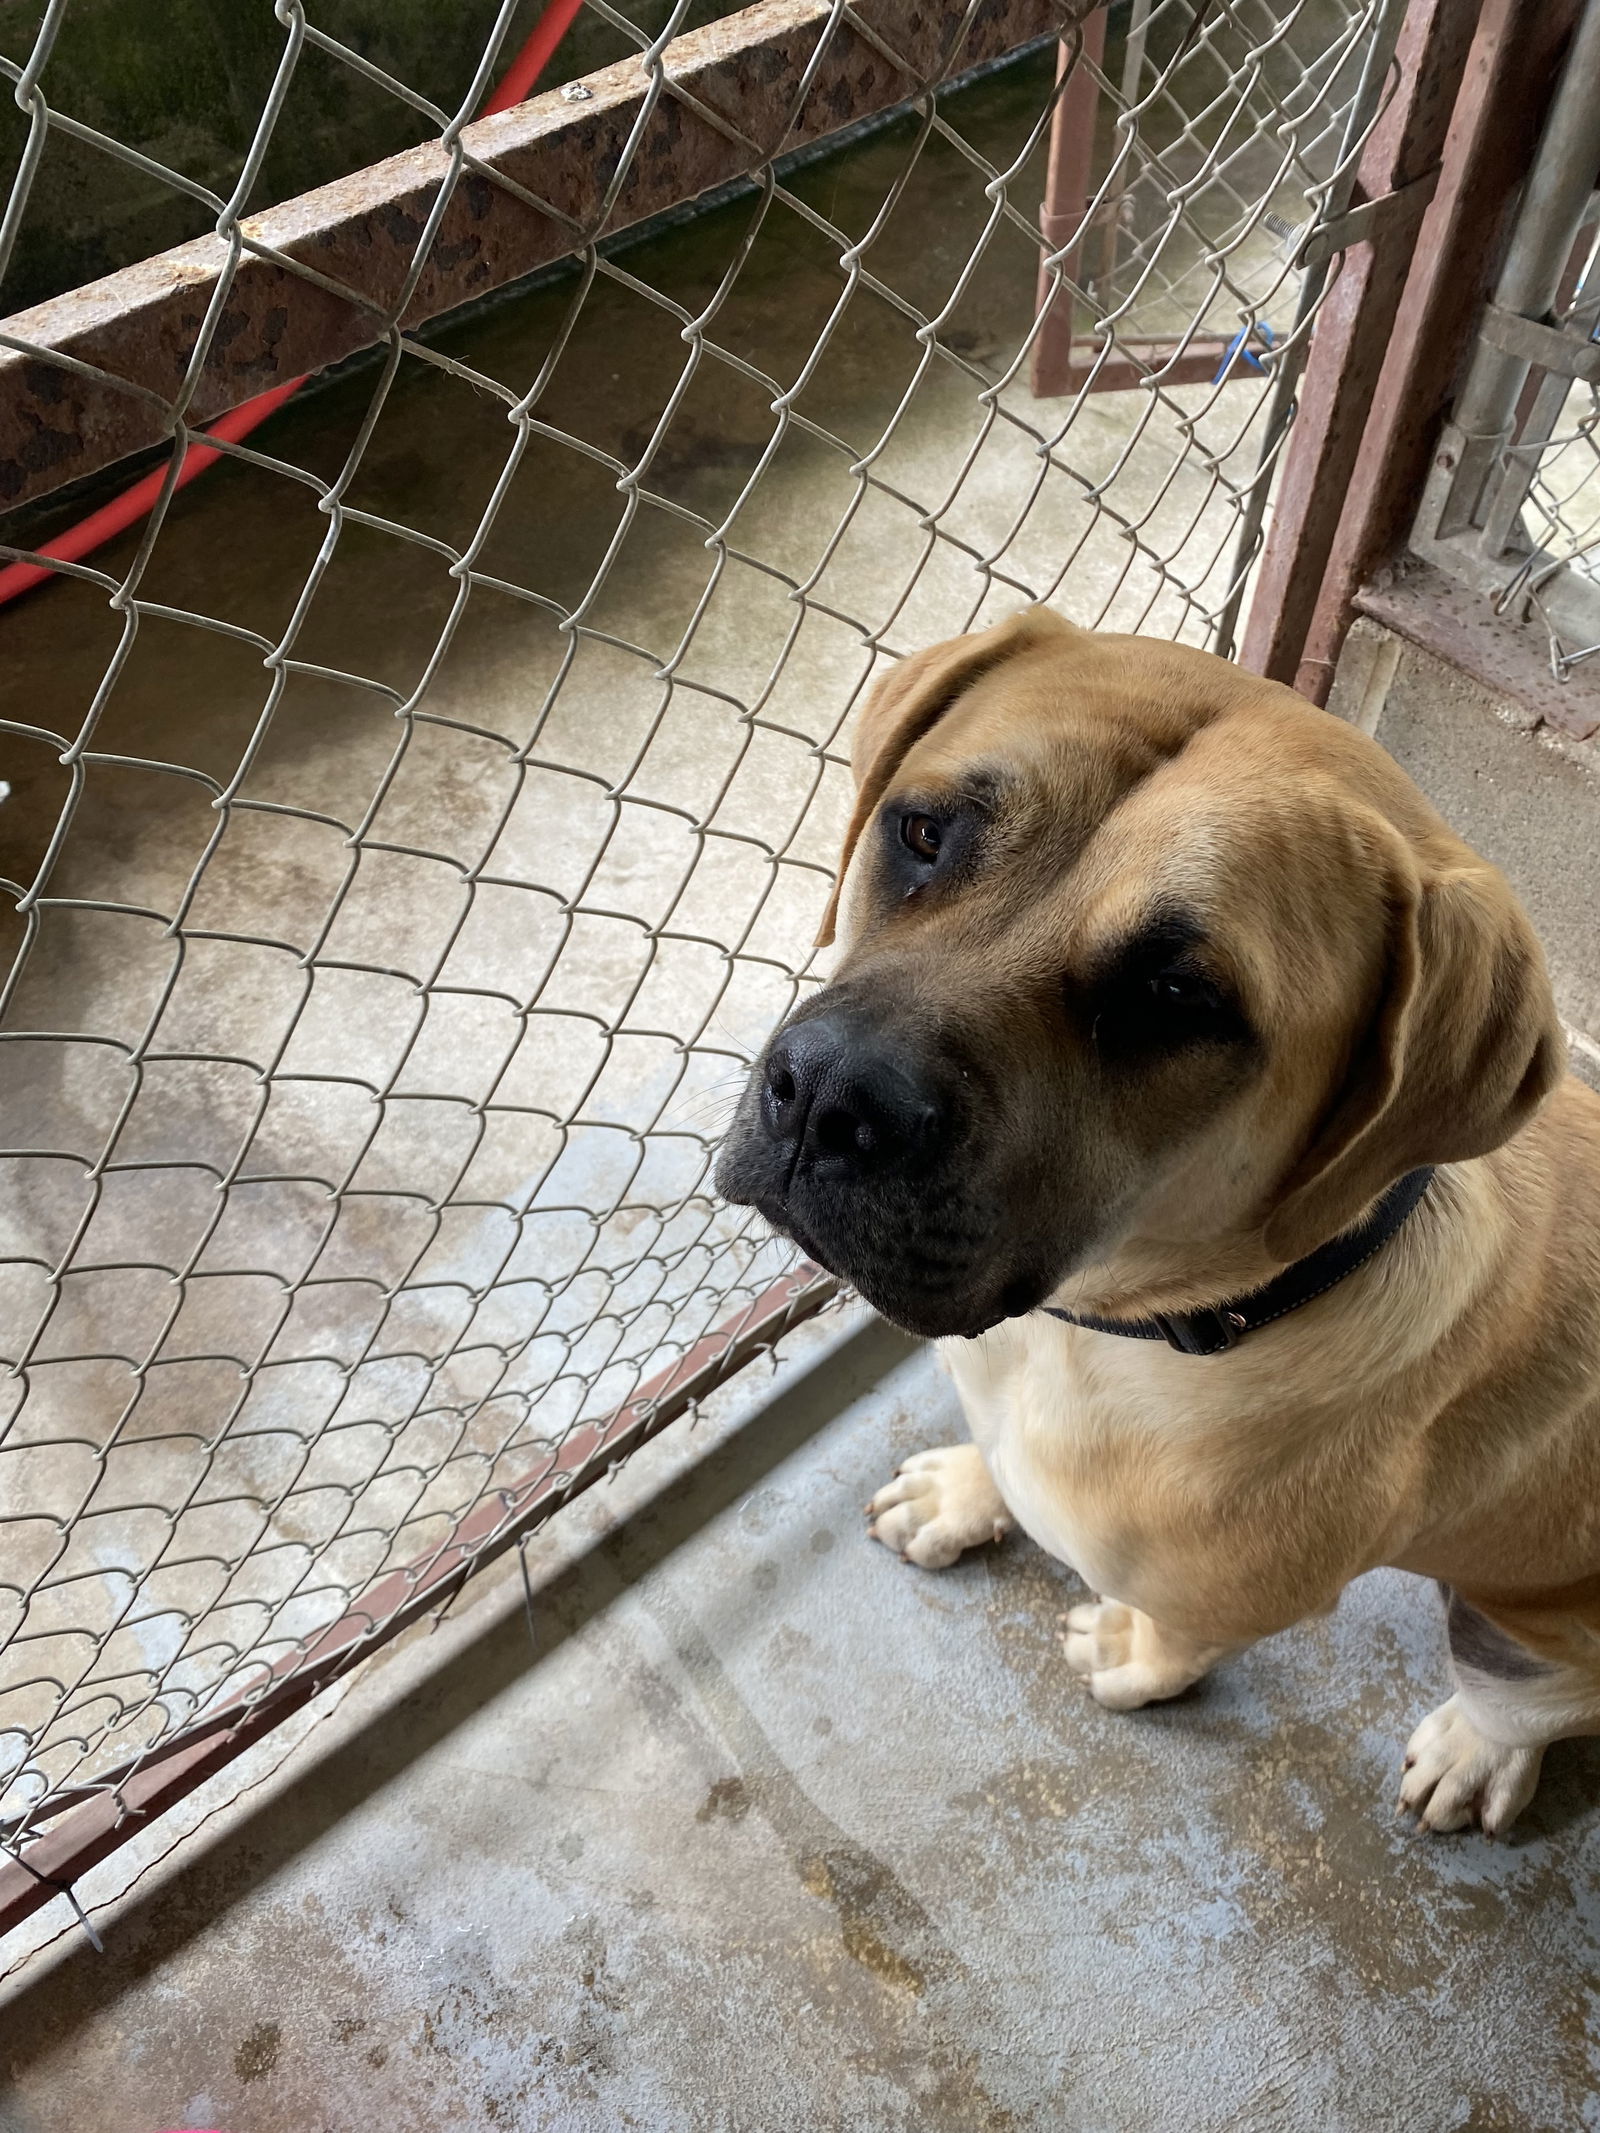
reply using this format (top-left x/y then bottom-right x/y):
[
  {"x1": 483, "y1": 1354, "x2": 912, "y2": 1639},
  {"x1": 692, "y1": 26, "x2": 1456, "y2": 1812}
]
[{"x1": 0, "y1": 0, "x2": 1474, "y2": 1939}]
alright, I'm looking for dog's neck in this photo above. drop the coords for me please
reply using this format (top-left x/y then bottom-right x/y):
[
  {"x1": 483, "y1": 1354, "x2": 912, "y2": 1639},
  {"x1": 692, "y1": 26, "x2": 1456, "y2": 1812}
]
[{"x1": 1044, "y1": 1169, "x2": 1440, "y2": 1338}]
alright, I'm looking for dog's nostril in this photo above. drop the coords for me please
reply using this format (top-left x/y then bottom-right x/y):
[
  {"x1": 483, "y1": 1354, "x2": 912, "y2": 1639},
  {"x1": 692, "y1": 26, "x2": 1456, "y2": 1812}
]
[
  {"x1": 769, "y1": 1065, "x2": 797, "y2": 1105},
  {"x1": 814, "y1": 1106, "x2": 870, "y2": 1159}
]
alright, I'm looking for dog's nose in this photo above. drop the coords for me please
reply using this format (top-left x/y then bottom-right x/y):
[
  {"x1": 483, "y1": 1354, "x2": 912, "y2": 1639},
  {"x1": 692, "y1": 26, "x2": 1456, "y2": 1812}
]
[{"x1": 760, "y1": 1017, "x2": 940, "y2": 1170}]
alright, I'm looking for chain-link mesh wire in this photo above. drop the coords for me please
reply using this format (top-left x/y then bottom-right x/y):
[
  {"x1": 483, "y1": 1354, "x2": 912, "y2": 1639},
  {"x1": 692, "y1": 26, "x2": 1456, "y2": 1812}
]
[
  {"x1": 1478, "y1": 217, "x2": 1600, "y2": 681},
  {"x1": 1403, "y1": 9, "x2": 1600, "y2": 698},
  {"x1": 0, "y1": 0, "x2": 1392, "y2": 1854},
  {"x1": 1061, "y1": 0, "x2": 1375, "y2": 360}
]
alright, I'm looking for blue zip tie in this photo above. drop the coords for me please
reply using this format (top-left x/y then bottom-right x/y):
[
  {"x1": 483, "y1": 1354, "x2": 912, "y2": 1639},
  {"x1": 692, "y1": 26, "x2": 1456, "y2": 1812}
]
[{"x1": 1214, "y1": 319, "x2": 1276, "y2": 381}]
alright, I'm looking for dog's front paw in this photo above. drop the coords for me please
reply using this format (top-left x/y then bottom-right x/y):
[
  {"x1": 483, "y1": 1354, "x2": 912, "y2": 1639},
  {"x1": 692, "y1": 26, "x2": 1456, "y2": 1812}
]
[
  {"x1": 1063, "y1": 1599, "x2": 1221, "y2": 1711},
  {"x1": 1397, "y1": 1695, "x2": 1544, "y2": 1836},
  {"x1": 865, "y1": 1444, "x2": 1011, "y2": 1569}
]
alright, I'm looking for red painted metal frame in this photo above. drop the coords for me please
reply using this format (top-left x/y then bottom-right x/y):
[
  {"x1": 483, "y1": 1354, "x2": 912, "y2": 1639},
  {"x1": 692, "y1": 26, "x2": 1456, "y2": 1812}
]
[
  {"x1": 1236, "y1": 0, "x2": 1483, "y2": 689},
  {"x1": 0, "y1": 1261, "x2": 835, "y2": 1941},
  {"x1": 1247, "y1": 0, "x2": 1586, "y2": 702},
  {"x1": 1028, "y1": 7, "x2": 1297, "y2": 400},
  {"x1": 1040, "y1": 333, "x2": 1239, "y2": 396},
  {"x1": 1030, "y1": 7, "x2": 1110, "y2": 398}
]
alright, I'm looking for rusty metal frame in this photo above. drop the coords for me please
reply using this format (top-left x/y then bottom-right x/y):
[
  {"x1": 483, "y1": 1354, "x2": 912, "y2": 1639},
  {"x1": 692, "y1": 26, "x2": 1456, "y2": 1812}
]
[
  {"x1": 1235, "y1": 0, "x2": 1483, "y2": 686},
  {"x1": 0, "y1": 1261, "x2": 837, "y2": 1942},
  {"x1": 1355, "y1": 553, "x2": 1600, "y2": 738},
  {"x1": 1029, "y1": 5, "x2": 1106, "y2": 397},
  {"x1": 1244, "y1": 0, "x2": 1589, "y2": 704},
  {"x1": 1027, "y1": 7, "x2": 1237, "y2": 399},
  {"x1": 0, "y1": 0, "x2": 1078, "y2": 515}
]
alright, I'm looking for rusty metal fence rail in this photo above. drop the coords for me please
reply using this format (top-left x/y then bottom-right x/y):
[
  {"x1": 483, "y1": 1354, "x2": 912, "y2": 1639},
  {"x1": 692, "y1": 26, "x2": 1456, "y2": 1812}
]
[
  {"x1": 1409, "y1": 0, "x2": 1600, "y2": 701},
  {"x1": 0, "y1": 0, "x2": 1406, "y2": 1936}
]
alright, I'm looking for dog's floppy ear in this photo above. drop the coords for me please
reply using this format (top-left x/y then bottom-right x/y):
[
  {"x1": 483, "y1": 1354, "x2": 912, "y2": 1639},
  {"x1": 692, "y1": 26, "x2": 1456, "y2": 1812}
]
[
  {"x1": 815, "y1": 606, "x2": 1077, "y2": 947},
  {"x1": 1263, "y1": 840, "x2": 1564, "y2": 1263}
]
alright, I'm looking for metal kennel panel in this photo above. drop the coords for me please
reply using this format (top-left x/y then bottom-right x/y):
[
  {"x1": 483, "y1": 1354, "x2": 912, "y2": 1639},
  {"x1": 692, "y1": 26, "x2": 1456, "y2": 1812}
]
[
  {"x1": 1404, "y1": 0, "x2": 1600, "y2": 729},
  {"x1": 0, "y1": 0, "x2": 1411, "y2": 1936}
]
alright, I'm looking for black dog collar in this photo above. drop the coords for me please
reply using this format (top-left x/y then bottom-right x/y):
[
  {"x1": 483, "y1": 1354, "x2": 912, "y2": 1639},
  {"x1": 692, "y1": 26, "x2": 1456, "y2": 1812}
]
[{"x1": 1040, "y1": 1167, "x2": 1435, "y2": 1356}]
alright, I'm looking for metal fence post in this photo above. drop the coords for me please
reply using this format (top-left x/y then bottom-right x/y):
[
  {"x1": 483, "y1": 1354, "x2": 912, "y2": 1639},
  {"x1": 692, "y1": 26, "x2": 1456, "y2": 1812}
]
[
  {"x1": 1295, "y1": 0, "x2": 1585, "y2": 703},
  {"x1": 1029, "y1": 8, "x2": 1108, "y2": 398},
  {"x1": 1209, "y1": 0, "x2": 1415, "y2": 661},
  {"x1": 1431, "y1": 0, "x2": 1600, "y2": 543},
  {"x1": 1236, "y1": 0, "x2": 1483, "y2": 687},
  {"x1": 1335, "y1": 0, "x2": 1600, "y2": 718}
]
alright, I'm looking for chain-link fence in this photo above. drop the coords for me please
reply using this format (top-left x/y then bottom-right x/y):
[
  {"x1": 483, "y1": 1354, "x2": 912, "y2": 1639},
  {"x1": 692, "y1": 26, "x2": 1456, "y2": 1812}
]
[
  {"x1": 0, "y1": 0, "x2": 1402, "y2": 1909},
  {"x1": 1411, "y1": 0, "x2": 1600, "y2": 690}
]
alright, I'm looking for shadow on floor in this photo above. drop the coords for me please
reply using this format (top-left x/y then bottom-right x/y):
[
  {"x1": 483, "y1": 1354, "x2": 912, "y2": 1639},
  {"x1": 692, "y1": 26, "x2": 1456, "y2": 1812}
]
[{"x1": 0, "y1": 1314, "x2": 917, "y2": 2072}]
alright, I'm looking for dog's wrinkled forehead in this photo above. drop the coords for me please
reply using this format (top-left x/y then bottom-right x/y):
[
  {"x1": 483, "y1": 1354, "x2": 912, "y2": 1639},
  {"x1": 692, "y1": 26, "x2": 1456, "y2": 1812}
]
[
  {"x1": 860, "y1": 615, "x2": 1457, "y2": 843},
  {"x1": 836, "y1": 623, "x2": 1468, "y2": 1042},
  {"x1": 897, "y1": 631, "x2": 1230, "y2": 788},
  {"x1": 861, "y1": 654, "x2": 1295, "y2": 911}
]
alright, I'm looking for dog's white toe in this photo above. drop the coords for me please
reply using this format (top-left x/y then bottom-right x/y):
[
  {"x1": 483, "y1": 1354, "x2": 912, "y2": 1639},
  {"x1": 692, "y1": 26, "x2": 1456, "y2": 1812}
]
[
  {"x1": 1397, "y1": 1695, "x2": 1544, "y2": 1836},
  {"x1": 865, "y1": 1443, "x2": 1010, "y2": 1569},
  {"x1": 1063, "y1": 1600, "x2": 1152, "y2": 1709},
  {"x1": 1062, "y1": 1599, "x2": 1218, "y2": 1710}
]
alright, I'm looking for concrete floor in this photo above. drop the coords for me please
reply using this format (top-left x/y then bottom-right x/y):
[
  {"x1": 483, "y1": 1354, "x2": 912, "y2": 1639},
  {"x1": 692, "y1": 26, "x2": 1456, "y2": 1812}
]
[
  {"x1": 1361, "y1": 627, "x2": 1600, "y2": 1057},
  {"x1": 6, "y1": 1312, "x2": 1600, "y2": 2131}
]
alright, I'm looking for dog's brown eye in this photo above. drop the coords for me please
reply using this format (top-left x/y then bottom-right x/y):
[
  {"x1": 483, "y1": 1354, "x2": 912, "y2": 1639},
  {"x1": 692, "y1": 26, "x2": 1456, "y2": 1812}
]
[
  {"x1": 1149, "y1": 971, "x2": 1222, "y2": 1014},
  {"x1": 900, "y1": 813, "x2": 943, "y2": 862}
]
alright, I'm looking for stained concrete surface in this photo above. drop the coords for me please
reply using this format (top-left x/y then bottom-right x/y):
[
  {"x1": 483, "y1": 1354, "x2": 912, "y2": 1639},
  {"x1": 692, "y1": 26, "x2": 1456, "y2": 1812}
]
[{"x1": 5, "y1": 1313, "x2": 1600, "y2": 2131}]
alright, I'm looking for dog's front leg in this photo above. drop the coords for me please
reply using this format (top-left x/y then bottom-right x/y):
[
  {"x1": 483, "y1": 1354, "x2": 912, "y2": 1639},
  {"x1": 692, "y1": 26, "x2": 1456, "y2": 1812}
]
[
  {"x1": 865, "y1": 1443, "x2": 1013, "y2": 1568},
  {"x1": 1062, "y1": 1600, "x2": 1232, "y2": 1711},
  {"x1": 1395, "y1": 1586, "x2": 1600, "y2": 1835}
]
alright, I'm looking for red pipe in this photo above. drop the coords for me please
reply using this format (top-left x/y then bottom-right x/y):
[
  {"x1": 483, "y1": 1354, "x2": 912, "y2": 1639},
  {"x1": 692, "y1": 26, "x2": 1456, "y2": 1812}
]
[
  {"x1": 0, "y1": 378, "x2": 305, "y2": 605},
  {"x1": 0, "y1": 0, "x2": 588, "y2": 610},
  {"x1": 479, "y1": 0, "x2": 587, "y2": 115}
]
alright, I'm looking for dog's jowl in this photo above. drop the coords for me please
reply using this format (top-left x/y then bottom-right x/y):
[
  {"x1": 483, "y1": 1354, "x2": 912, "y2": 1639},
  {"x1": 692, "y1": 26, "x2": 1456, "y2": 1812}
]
[{"x1": 717, "y1": 606, "x2": 1600, "y2": 1836}]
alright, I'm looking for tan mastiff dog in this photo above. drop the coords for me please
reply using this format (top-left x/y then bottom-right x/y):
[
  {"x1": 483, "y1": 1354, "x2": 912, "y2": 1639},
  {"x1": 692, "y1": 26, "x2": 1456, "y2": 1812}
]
[{"x1": 716, "y1": 607, "x2": 1600, "y2": 1835}]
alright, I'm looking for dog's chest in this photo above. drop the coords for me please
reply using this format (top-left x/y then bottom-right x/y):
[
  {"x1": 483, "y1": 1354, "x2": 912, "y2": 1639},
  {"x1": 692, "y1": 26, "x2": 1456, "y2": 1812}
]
[
  {"x1": 987, "y1": 1424, "x2": 1124, "y2": 1592},
  {"x1": 943, "y1": 1320, "x2": 1245, "y2": 1598}
]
